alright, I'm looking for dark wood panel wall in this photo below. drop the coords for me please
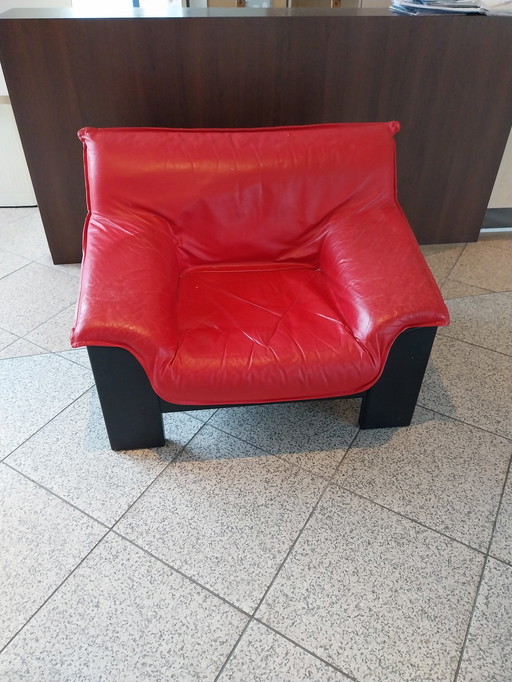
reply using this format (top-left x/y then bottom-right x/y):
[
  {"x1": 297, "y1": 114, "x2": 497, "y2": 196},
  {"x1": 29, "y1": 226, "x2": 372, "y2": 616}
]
[{"x1": 1, "y1": 9, "x2": 512, "y2": 263}]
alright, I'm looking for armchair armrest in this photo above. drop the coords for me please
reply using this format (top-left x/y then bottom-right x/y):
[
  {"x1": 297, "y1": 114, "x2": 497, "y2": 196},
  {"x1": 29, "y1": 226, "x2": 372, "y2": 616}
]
[
  {"x1": 319, "y1": 204, "x2": 449, "y2": 358},
  {"x1": 71, "y1": 213, "x2": 179, "y2": 376}
]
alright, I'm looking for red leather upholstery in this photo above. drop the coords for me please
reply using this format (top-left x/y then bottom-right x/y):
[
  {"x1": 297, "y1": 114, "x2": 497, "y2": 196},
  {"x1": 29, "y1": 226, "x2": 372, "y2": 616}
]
[{"x1": 71, "y1": 124, "x2": 449, "y2": 405}]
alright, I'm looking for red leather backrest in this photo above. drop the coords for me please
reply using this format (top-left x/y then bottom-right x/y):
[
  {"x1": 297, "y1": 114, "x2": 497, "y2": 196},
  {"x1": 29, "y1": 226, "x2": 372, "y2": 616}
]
[{"x1": 79, "y1": 123, "x2": 400, "y2": 269}]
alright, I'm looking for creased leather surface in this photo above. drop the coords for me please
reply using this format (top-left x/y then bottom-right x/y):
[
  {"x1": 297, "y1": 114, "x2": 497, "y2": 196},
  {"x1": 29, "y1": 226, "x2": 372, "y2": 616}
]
[{"x1": 71, "y1": 123, "x2": 449, "y2": 405}]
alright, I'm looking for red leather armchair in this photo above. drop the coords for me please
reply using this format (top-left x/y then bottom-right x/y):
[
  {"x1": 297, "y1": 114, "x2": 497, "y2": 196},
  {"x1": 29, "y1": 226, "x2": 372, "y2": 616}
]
[{"x1": 71, "y1": 123, "x2": 449, "y2": 450}]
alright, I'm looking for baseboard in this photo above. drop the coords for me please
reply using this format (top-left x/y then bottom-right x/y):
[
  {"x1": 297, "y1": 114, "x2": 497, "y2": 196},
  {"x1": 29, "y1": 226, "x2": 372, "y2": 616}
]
[{"x1": 483, "y1": 208, "x2": 512, "y2": 229}]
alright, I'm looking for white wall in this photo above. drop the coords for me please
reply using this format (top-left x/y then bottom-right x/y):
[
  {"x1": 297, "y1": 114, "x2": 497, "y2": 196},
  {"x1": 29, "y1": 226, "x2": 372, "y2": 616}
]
[
  {"x1": 0, "y1": 64, "x2": 37, "y2": 206},
  {"x1": 488, "y1": 130, "x2": 512, "y2": 209}
]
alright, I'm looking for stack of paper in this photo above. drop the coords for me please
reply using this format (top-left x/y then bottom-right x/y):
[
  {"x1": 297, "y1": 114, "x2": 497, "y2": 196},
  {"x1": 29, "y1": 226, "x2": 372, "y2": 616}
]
[
  {"x1": 479, "y1": 0, "x2": 512, "y2": 13},
  {"x1": 391, "y1": 0, "x2": 482, "y2": 13}
]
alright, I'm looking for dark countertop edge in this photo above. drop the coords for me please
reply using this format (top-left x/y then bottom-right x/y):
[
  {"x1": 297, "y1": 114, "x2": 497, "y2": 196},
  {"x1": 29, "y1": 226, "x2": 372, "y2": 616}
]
[{"x1": 0, "y1": 6, "x2": 411, "y2": 20}]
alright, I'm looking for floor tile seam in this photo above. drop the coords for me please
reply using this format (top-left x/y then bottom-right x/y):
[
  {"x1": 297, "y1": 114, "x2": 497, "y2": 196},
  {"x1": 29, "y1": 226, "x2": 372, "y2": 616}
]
[
  {"x1": 36, "y1": 257, "x2": 82, "y2": 280},
  {"x1": 330, "y1": 427, "x2": 361, "y2": 479},
  {"x1": 20, "y1": 300, "x2": 78, "y2": 344},
  {"x1": 250, "y1": 617, "x2": 360, "y2": 682},
  {"x1": 1, "y1": 459, "x2": 111, "y2": 531},
  {"x1": 109, "y1": 529, "x2": 252, "y2": 619},
  {"x1": 0, "y1": 347, "x2": 50, "y2": 362},
  {"x1": 0, "y1": 525, "x2": 109, "y2": 657},
  {"x1": 487, "y1": 552, "x2": 512, "y2": 568},
  {"x1": 0, "y1": 207, "x2": 37, "y2": 225},
  {"x1": 251, "y1": 477, "x2": 333, "y2": 619},
  {"x1": 414, "y1": 403, "x2": 512, "y2": 443},
  {"x1": 3, "y1": 336, "x2": 51, "y2": 357},
  {"x1": 0, "y1": 258, "x2": 31, "y2": 282},
  {"x1": 444, "y1": 242, "x2": 469, "y2": 282},
  {"x1": 110, "y1": 420, "x2": 210, "y2": 529},
  {"x1": 443, "y1": 279, "x2": 506, "y2": 296},
  {"x1": 1, "y1": 384, "x2": 95, "y2": 462},
  {"x1": 0, "y1": 323, "x2": 19, "y2": 339},
  {"x1": 473, "y1": 240, "x2": 512, "y2": 255},
  {"x1": 251, "y1": 432, "x2": 361, "y2": 619},
  {"x1": 484, "y1": 452, "x2": 512, "y2": 558},
  {"x1": 198, "y1": 419, "x2": 361, "y2": 481},
  {"x1": 50, "y1": 349, "x2": 89, "y2": 368},
  {"x1": 331, "y1": 479, "x2": 488, "y2": 557},
  {"x1": 0, "y1": 330, "x2": 20, "y2": 353},
  {"x1": 0, "y1": 258, "x2": 34, "y2": 279},
  {"x1": 452, "y1": 554, "x2": 490, "y2": 682},
  {"x1": 438, "y1": 331, "x2": 512, "y2": 358},
  {"x1": 187, "y1": 420, "x2": 280, "y2": 458},
  {"x1": 277, "y1": 427, "x2": 362, "y2": 485},
  {"x1": 213, "y1": 618, "x2": 253, "y2": 681}
]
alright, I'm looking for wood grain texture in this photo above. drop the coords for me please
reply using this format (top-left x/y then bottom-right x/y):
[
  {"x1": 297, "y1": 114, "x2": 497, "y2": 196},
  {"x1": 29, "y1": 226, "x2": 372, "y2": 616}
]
[{"x1": 1, "y1": 10, "x2": 512, "y2": 263}]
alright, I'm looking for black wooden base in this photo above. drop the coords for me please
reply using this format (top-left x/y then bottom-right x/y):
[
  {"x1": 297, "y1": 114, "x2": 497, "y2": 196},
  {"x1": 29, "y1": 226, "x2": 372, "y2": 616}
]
[
  {"x1": 359, "y1": 327, "x2": 437, "y2": 429},
  {"x1": 87, "y1": 346, "x2": 165, "y2": 450},
  {"x1": 87, "y1": 326, "x2": 437, "y2": 450}
]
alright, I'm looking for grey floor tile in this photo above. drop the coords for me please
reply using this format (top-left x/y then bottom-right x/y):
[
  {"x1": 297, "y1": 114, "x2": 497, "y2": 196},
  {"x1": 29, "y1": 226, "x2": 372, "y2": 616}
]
[
  {"x1": 209, "y1": 399, "x2": 359, "y2": 477},
  {"x1": 0, "y1": 354, "x2": 93, "y2": 459},
  {"x1": 0, "y1": 210, "x2": 49, "y2": 260},
  {"x1": 0, "y1": 250, "x2": 29, "y2": 280},
  {"x1": 0, "y1": 338, "x2": 47, "y2": 360},
  {"x1": 257, "y1": 487, "x2": 483, "y2": 682},
  {"x1": 419, "y1": 335, "x2": 512, "y2": 439},
  {"x1": 450, "y1": 243, "x2": 512, "y2": 292},
  {"x1": 337, "y1": 408, "x2": 511, "y2": 551},
  {"x1": 219, "y1": 621, "x2": 351, "y2": 681},
  {"x1": 477, "y1": 231, "x2": 512, "y2": 252},
  {"x1": 441, "y1": 292, "x2": 512, "y2": 356},
  {"x1": 36, "y1": 252, "x2": 82, "y2": 278},
  {"x1": 491, "y1": 473, "x2": 512, "y2": 565},
  {"x1": 457, "y1": 558, "x2": 512, "y2": 682},
  {"x1": 0, "y1": 327, "x2": 17, "y2": 352},
  {"x1": 441, "y1": 279, "x2": 492, "y2": 300},
  {"x1": 0, "y1": 464, "x2": 105, "y2": 650},
  {"x1": 0, "y1": 207, "x2": 38, "y2": 226},
  {"x1": 116, "y1": 427, "x2": 326, "y2": 612},
  {"x1": 25, "y1": 304, "x2": 77, "y2": 352},
  {"x1": 0, "y1": 262, "x2": 78, "y2": 336},
  {"x1": 185, "y1": 408, "x2": 218, "y2": 422},
  {"x1": 0, "y1": 533, "x2": 248, "y2": 681},
  {"x1": 6, "y1": 389, "x2": 203, "y2": 526},
  {"x1": 57, "y1": 347, "x2": 91, "y2": 368},
  {"x1": 419, "y1": 243, "x2": 466, "y2": 284}
]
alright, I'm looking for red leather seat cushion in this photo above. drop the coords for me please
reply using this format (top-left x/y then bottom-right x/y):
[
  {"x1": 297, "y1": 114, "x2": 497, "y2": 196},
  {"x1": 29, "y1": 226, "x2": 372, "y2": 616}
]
[{"x1": 169, "y1": 265, "x2": 377, "y2": 404}]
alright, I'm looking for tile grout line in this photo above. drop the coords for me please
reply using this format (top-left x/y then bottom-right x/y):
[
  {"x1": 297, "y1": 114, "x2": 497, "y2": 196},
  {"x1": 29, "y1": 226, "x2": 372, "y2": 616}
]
[
  {"x1": 0, "y1": 259, "x2": 31, "y2": 282},
  {"x1": 108, "y1": 420, "x2": 211, "y2": 530},
  {"x1": 484, "y1": 451, "x2": 512, "y2": 560},
  {"x1": 452, "y1": 554, "x2": 490, "y2": 682},
  {"x1": 0, "y1": 422, "x2": 218, "y2": 656},
  {"x1": 0, "y1": 527, "x2": 109, "y2": 657},
  {"x1": 213, "y1": 429, "x2": 361, "y2": 681},
  {"x1": 415, "y1": 402, "x2": 512, "y2": 443},
  {"x1": 1, "y1": 383, "x2": 95, "y2": 463},
  {"x1": 333, "y1": 479, "x2": 487, "y2": 558},
  {"x1": 0, "y1": 340, "x2": 50, "y2": 360},
  {"x1": 1, "y1": 460, "x2": 111, "y2": 531},
  {"x1": 444, "y1": 242, "x2": 469, "y2": 282},
  {"x1": 110, "y1": 530, "x2": 252, "y2": 619},
  {"x1": 252, "y1": 618, "x2": 360, "y2": 682},
  {"x1": 438, "y1": 331, "x2": 512, "y2": 360}
]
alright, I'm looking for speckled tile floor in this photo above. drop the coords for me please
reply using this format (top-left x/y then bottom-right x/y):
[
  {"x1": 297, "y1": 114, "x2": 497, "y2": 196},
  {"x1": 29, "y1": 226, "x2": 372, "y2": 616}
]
[{"x1": 0, "y1": 208, "x2": 511, "y2": 681}]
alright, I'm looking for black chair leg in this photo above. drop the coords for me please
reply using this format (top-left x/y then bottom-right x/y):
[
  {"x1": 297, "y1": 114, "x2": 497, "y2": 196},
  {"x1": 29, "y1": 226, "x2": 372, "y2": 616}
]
[
  {"x1": 359, "y1": 327, "x2": 437, "y2": 429},
  {"x1": 87, "y1": 346, "x2": 165, "y2": 450}
]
